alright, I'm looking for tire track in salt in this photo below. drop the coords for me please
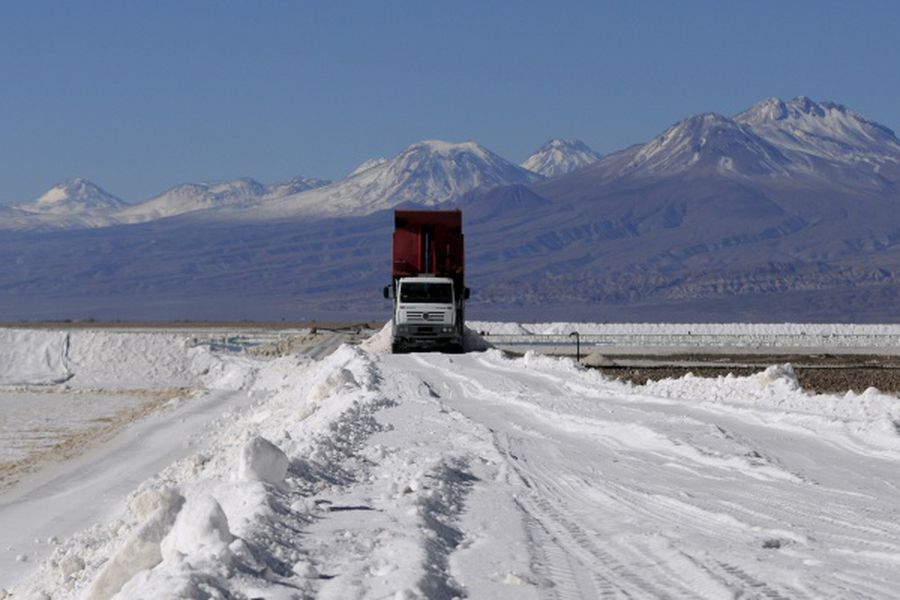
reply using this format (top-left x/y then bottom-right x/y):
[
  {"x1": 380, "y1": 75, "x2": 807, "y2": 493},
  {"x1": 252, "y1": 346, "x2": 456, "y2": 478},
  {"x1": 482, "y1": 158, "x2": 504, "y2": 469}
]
[
  {"x1": 408, "y1": 354, "x2": 741, "y2": 598},
  {"x1": 401, "y1": 351, "x2": 900, "y2": 598}
]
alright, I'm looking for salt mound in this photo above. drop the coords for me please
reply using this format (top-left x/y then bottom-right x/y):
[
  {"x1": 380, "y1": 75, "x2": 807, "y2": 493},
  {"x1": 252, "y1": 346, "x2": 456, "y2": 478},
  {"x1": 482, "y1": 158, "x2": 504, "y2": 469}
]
[
  {"x1": 360, "y1": 321, "x2": 393, "y2": 353},
  {"x1": 760, "y1": 364, "x2": 800, "y2": 391},
  {"x1": 0, "y1": 329, "x2": 70, "y2": 385},
  {"x1": 583, "y1": 351, "x2": 614, "y2": 367},
  {"x1": 237, "y1": 436, "x2": 289, "y2": 485},
  {"x1": 0, "y1": 329, "x2": 225, "y2": 389},
  {"x1": 359, "y1": 321, "x2": 494, "y2": 354},
  {"x1": 85, "y1": 487, "x2": 184, "y2": 600},
  {"x1": 463, "y1": 326, "x2": 493, "y2": 351},
  {"x1": 68, "y1": 331, "x2": 201, "y2": 389},
  {"x1": 160, "y1": 495, "x2": 233, "y2": 563}
]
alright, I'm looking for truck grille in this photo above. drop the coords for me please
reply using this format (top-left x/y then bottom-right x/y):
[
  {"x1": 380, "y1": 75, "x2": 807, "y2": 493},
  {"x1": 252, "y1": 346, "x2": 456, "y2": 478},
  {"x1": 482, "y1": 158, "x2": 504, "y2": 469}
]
[{"x1": 406, "y1": 310, "x2": 446, "y2": 323}]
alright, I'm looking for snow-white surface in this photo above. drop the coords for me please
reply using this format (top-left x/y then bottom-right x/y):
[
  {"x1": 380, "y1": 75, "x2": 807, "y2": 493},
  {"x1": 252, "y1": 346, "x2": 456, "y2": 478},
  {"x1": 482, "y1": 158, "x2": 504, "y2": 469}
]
[
  {"x1": 0, "y1": 329, "x2": 216, "y2": 388},
  {"x1": 3, "y1": 326, "x2": 900, "y2": 598},
  {"x1": 0, "y1": 330, "x2": 70, "y2": 385},
  {"x1": 66, "y1": 331, "x2": 212, "y2": 389}
]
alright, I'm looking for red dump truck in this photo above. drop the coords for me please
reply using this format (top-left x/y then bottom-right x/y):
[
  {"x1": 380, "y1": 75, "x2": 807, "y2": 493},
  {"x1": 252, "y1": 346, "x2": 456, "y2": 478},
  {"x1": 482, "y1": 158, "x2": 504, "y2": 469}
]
[{"x1": 383, "y1": 209, "x2": 469, "y2": 353}]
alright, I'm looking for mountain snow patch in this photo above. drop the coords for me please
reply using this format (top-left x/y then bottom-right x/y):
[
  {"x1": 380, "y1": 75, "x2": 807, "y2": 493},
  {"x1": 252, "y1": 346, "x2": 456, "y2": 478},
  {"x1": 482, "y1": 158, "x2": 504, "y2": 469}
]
[{"x1": 521, "y1": 138, "x2": 602, "y2": 177}]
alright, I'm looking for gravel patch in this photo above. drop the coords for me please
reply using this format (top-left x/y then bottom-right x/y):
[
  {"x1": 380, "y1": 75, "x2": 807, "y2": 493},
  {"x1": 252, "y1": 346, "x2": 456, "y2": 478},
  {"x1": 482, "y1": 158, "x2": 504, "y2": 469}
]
[{"x1": 589, "y1": 354, "x2": 900, "y2": 394}]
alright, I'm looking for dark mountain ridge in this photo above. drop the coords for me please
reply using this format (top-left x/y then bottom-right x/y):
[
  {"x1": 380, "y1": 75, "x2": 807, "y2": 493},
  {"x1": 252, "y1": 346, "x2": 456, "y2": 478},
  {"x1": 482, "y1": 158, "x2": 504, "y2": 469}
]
[{"x1": 3, "y1": 96, "x2": 900, "y2": 322}]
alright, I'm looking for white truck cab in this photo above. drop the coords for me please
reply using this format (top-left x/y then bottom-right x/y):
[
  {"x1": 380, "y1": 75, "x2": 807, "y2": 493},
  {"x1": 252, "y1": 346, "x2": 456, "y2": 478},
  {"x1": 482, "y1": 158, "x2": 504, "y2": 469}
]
[{"x1": 391, "y1": 276, "x2": 461, "y2": 352}]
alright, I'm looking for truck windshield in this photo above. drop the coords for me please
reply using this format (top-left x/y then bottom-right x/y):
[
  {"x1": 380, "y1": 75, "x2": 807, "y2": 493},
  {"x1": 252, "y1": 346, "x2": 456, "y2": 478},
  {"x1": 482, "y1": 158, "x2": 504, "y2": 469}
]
[{"x1": 399, "y1": 282, "x2": 453, "y2": 303}]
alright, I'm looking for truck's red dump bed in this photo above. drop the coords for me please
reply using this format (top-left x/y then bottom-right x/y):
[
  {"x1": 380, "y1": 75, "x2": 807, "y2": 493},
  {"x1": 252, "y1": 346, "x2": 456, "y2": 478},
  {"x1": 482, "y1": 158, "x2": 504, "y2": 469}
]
[{"x1": 392, "y1": 210, "x2": 464, "y2": 284}]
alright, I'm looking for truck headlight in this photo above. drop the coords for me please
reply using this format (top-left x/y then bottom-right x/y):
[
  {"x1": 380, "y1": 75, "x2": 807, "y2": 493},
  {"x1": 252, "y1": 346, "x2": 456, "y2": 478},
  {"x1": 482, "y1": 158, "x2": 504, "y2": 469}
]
[{"x1": 441, "y1": 327, "x2": 452, "y2": 333}]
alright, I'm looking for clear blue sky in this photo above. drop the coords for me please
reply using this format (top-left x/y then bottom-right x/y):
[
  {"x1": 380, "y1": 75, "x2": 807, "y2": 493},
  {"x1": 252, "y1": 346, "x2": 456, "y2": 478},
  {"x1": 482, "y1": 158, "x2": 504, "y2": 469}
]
[{"x1": 1, "y1": 0, "x2": 899, "y2": 204}]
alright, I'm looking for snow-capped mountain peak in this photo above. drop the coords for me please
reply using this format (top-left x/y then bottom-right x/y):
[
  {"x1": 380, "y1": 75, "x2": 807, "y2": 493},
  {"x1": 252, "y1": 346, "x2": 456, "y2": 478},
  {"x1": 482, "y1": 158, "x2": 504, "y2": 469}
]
[
  {"x1": 15, "y1": 177, "x2": 126, "y2": 215},
  {"x1": 352, "y1": 139, "x2": 542, "y2": 205},
  {"x1": 392, "y1": 140, "x2": 504, "y2": 170},
  {"x1": 521, "y1": 139, "x2": 602, "y2": 177},
  {"x1": 624, "y1": 112, "x2": 790, "y2": 178},
  {"x1": 737, "y1": 97, "x2": 789, "y2": 122},
  {"x1": 264, "y1": 139, "x2": 543, "y2": 217},
  {"x1": 735, "y1": 96, "x2": 900, "y2": 164}
]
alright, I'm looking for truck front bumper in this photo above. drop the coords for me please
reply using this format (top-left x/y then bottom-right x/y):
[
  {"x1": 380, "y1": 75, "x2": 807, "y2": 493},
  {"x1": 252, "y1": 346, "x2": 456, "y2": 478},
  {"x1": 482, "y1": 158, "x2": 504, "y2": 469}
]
[{"x1": 394, "y1": 324, "x2": 462, "y2": 348}]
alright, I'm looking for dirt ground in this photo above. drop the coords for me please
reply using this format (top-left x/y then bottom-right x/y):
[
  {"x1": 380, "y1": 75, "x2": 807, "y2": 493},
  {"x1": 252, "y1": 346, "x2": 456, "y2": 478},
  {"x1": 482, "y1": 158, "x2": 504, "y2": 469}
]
[{"x1": 590, "y1": 354, "x2": 900, "y2": 394}]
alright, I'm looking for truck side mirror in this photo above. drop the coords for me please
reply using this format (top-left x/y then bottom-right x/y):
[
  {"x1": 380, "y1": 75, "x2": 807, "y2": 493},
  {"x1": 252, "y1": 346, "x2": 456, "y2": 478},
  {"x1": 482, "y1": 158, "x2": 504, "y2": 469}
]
[
  {"x1": 383, "y1": 286, "x2": 390, "y2": 299},
  {"x1": 464, "y1": 287, "x2": 471, "y2": 300}
]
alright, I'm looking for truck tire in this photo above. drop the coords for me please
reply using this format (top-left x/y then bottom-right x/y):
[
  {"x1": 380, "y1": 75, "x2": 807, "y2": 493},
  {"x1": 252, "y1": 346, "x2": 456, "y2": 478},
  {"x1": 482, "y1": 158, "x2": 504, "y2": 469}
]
[{"x1": 391, "y1": 342, "x2": 404, "y2": 354}]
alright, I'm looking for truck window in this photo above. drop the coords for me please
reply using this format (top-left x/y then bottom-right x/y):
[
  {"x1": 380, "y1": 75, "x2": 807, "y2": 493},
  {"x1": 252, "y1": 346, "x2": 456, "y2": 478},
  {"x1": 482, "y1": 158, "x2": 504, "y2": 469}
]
[{"x1": 399, "y1": 282, "x2": 453, "y2": 303}]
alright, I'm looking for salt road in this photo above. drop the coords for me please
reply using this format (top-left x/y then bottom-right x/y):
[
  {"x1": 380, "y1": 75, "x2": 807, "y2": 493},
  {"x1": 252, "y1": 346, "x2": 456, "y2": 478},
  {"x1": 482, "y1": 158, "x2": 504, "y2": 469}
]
[
  {"x1": 0, "y1": 388, "x2": 255, "y2": 588},
  {"x1": 399, "y1": 351, "x2": 900, "y2": 598},
  {"x1": 4, "y1": 327, "x2": 900, "y2": 598}
]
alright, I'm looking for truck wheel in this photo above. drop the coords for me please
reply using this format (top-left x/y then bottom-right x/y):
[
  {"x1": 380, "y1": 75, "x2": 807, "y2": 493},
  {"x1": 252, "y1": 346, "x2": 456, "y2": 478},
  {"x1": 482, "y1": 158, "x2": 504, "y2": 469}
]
[
  {"x1": 447, "y1": 342, "x2": 464, "y2": 354},
  {"x1": 391, "y1": 342, "x2": 404, "y2": 354}
]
